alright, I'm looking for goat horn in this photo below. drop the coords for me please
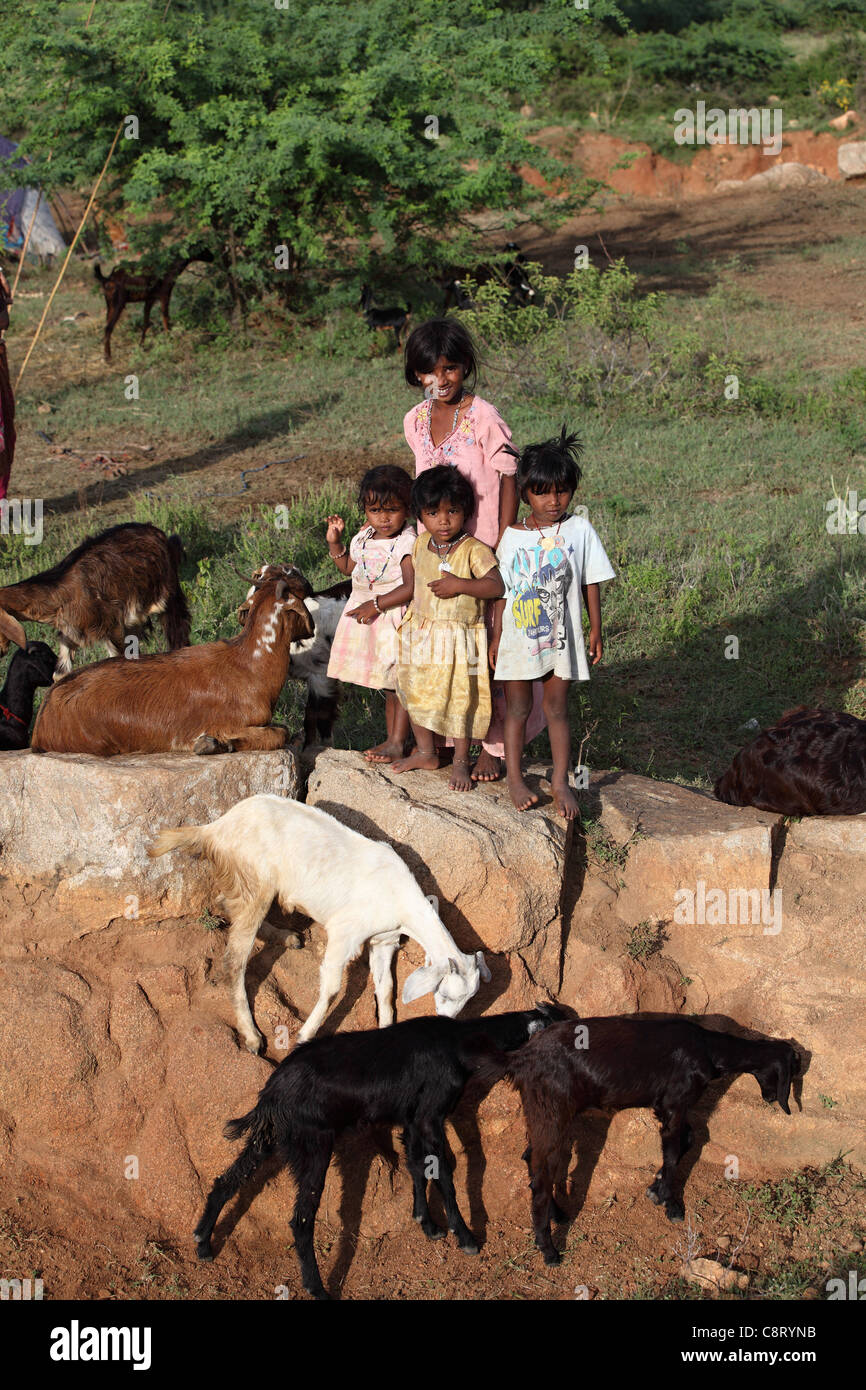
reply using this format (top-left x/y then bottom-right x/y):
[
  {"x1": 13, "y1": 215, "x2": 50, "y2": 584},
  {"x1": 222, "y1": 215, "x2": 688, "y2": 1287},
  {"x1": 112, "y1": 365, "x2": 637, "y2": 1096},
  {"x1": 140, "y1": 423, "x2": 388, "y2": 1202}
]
[
  {"x1": 0, "y1": 609, "x2": 28, "y2": 649},
  {"x1": 232, "y1": 565, "x2": 263, "y2": 588}
]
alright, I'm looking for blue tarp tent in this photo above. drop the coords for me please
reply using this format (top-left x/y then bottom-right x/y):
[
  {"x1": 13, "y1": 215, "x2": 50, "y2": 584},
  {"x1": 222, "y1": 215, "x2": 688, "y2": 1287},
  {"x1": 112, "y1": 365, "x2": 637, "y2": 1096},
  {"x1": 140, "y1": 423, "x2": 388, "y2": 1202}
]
[{"x1": 0, "y1": 135, "x2": 66, "y2": 262}]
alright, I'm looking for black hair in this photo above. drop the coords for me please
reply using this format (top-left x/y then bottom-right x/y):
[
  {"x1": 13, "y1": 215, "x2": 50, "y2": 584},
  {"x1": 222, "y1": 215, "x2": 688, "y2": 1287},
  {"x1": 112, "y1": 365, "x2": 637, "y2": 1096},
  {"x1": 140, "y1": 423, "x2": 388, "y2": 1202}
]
[
  {"x1": 357, "y1": 464, "x2": 412, "y2": 512},
  {"x1": 410, "y1": 465, "x2": 476, "y2": 520},
  {"x1": 509, "y1": 426, "x2": 584, "y2": 503},
  {"x1": 403, "y1": 318, "x2": 479, "y2": 390}
]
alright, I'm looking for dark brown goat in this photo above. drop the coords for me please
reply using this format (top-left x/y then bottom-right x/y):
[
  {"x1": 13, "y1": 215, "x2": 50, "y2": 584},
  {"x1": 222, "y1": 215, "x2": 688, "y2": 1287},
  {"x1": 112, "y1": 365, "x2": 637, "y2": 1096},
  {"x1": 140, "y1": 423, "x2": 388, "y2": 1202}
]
[
  {"x1": 30, "y1": 569, "x2": 314, "y2": 756},
  {"x1": 0, "y1": 522, "x2": 191, "y2": 678},
  {"x1": 715, "y1": 705, "x2": 866, "y2": 816},
  {"x1": 94, "y1": 248, "x2": 214, "y2": 360},
  {"x1": 503, "y1": 1017, "x2": 799, "y2": 1264}
]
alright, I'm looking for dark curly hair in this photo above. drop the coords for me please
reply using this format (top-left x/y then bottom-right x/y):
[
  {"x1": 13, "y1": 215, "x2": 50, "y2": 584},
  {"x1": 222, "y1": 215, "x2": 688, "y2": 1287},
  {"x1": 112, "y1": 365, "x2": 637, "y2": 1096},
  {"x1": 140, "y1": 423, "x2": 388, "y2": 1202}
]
[
  {"x1": 410, "y1": 465, "x2": 476, "y2": 520},
  {"x1": 357, "y1": 464, "x2": 413, "y2": 511},
  {"x1": 509, "y1": 426, "x2": 584, "y2": 503}
]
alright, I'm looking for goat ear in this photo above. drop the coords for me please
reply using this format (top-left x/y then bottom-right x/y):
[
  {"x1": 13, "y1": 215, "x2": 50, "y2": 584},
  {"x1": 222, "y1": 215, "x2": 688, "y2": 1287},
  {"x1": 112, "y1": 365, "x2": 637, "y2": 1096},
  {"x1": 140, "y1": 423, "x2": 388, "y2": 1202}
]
[
  {"x1": 402, "y1": 963, "x2": 446, "y2": 1004},
  {"x1": 0, "y1": 610, "x2": 28, "y2": 649},
  {"x1": 475, "y1": 950, "x2": 492, "y2": 983}
]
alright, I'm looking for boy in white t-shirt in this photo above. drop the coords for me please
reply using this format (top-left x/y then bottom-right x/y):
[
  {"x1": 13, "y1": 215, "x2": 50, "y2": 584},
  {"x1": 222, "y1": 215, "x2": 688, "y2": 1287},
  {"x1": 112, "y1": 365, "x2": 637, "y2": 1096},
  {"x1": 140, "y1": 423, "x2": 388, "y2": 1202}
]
[{"x1": 489, "y1": 428, "x2": 615, "y2": 819}]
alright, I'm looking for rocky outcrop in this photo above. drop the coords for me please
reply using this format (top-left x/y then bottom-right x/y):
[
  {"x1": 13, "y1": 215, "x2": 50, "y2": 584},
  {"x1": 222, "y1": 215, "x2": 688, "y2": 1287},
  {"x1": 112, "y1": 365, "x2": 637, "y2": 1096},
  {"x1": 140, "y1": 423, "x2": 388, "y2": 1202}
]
[
  {"x1": 716, "y1": 162, "x2": 830, "y2": 193},
  {"x1": 0, "y1": 748, "x2": 300, "y2": 940},
  {"x1": 839, "y1": 141, "x2": 866, "y2": 178},
  {"x1": 0, "y1": 749, "x2": 863, "y2": 1268}
]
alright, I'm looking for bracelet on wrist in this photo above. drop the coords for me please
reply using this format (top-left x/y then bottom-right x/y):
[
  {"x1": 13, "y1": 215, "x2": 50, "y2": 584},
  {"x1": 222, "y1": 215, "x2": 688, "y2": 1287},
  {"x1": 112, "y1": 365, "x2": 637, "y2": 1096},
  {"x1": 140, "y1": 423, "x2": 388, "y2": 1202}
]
[
  {"x1": 331, "y1": 546, "x2": 348, "y2": 559},
  {"x1": 373, "y1": 595, "x2": 382, "y2": 613}
]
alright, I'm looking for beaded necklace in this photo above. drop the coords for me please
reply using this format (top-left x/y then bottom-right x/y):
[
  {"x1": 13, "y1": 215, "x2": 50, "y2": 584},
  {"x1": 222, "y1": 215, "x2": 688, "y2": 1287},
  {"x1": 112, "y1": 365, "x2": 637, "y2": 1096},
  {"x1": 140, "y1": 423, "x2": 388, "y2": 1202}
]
[{"x1": 357, "y1": 527, "x2": 404, "y2": 586}]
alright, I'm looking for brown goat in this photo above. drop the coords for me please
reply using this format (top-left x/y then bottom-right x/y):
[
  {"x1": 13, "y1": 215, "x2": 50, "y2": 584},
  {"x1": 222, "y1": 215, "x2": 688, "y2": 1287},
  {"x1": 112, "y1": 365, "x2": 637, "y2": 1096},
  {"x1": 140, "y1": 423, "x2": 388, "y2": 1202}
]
[
  {"x1": 94, "y1": 248, "x2": 214, "y2": 361},
  {"x1": 715, "y1": 705, "x2": 866, "y2": 816},
  {"x1": 0, "y1": 522, "x2": 191, "y2": 678},
  {"x1": 30, "y1": 570, "x2": 314, "y2": 756},
  {"x1": 502, "y1": 1017, "x2": 799, "y2": 1264}
]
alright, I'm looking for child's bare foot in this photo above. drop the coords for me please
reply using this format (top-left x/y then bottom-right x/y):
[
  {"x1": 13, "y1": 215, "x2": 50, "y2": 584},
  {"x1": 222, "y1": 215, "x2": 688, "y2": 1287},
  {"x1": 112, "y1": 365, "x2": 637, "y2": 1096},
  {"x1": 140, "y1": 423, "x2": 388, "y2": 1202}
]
[
  {"x1": 449, "y1": 758, "x2": 474, "y2": 792},
  {"x1": 551, "y1": 780, "x2": 579, "y2": 820},
  {"x1": 507, "y1": 773, "x2": 540, "y2": 812},
  {"x1": 365, "y1": 739, "x2": 404, "y2": 763},
  {"x1": 471, "y1": 749, "x2": 501, "y2": 782},
  {"x1": 391, "y1": 748, "x2": 440, "y2": 774}
]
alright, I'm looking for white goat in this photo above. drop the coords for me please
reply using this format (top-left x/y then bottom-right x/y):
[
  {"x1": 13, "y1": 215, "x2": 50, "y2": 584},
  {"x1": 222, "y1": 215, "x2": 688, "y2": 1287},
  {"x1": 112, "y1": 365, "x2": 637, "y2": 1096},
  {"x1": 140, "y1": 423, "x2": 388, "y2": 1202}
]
[{"x1": 148, "y1": 794, "x2": 490, "y2": 1052}]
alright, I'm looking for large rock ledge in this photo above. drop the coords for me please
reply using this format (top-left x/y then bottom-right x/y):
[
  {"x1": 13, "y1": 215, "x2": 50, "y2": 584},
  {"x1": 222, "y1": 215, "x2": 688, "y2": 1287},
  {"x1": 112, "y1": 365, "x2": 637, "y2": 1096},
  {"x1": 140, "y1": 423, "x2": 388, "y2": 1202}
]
[
  {"x1": 0, "y1": 749, "x2": 300, "y2": 938},
  {"x1": 0, "y1": 748, "x2": 864, "y2": 1249}
]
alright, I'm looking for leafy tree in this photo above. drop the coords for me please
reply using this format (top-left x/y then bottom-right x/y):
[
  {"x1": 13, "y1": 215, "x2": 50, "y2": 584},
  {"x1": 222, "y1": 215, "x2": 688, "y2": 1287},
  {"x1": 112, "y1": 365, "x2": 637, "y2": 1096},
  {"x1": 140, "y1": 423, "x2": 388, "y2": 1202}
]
[{"x1": 0, "y1": 0, "x2": 623, "y2": 312}]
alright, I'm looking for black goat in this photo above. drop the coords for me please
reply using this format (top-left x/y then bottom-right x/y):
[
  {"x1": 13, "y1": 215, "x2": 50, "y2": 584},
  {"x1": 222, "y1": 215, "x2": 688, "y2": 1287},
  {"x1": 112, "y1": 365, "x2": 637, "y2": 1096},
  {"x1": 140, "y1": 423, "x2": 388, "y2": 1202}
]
[
  {"x1": 715, "y1": 705, "x2": 866, "y2": 816},
  {"x1": 0, "y1": 641, "x2": 56, "y2": 750},
  {"x1": 442, "y1": 242, "x2": 536, "y2": 312},
  {"x1": 359, "y1": 284, "x2": 412, "y2": 346},
  {"x1": 194, "y1": 1003, "x2": 564, "y2": 1299},
  {"x1": 503, "y1": 1016, "x2": 799, "y2": 1265}
]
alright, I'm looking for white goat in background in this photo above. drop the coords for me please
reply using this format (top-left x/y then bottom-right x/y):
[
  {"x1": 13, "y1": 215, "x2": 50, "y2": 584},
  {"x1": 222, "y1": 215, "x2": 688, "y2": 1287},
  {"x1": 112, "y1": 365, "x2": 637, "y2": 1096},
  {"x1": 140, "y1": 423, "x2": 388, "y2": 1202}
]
[{"x1": 149, "y1": 794, "x2": 490, "y2": 1052}]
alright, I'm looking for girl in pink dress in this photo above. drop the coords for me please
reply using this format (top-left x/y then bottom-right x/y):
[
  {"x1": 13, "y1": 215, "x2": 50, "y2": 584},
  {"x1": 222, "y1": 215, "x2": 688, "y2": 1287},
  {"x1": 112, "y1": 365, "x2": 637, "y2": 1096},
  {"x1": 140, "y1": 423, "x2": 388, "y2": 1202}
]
[
  {"x1": 402, "y1": 317, "x2": 545, "y2": 779},
  {"x1": 326, "y1": 465, "x2": 416, "y2": 762}
]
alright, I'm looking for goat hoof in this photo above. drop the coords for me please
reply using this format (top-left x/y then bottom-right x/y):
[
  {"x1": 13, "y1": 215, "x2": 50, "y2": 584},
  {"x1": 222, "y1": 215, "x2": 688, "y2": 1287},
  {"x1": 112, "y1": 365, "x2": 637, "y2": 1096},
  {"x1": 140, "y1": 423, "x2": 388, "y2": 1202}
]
[
  {"x1": 245, "y1": 1035, "x2": 265, "y2": 1055},
  {"x1": 646, "y1": 1184, "x2": 661, "y2": 1205},
  {"x1": 459, "y1": 1240, "x2": 479, "y2": 1256},
  {"x1": 543, "y1": 1250, "x2": 562, "y2": 1267},
  {"x1": 666, "y1": 1204, "x2": 685, "y2": 1224},
  {"x1": 194, "y1": 1242, "x2": 214, "y2": 1262}
]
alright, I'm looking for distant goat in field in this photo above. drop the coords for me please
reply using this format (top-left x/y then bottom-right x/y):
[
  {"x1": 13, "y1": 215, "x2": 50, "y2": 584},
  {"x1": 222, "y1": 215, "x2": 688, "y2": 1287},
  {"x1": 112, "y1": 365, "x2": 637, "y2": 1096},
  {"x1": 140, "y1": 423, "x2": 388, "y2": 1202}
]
[
  {"x1": 359, "y1": 284, "x2": 412, "y2": 347},
  {"x1": 149, "y1": 793, "x2": 491, "y2": 1053},
  {"x1": 714, "y1": 706, "x2": 866, "y2": 816},
  {"x1": 0, "y1": 522, "x2": 190, "y2": 678},
  {"x1": 30, "y1": 569, "x2": 313, "y2": 756},
  {"x1": 502, "y1": 1016, "x2": 799, "y2": 1265},
  {"x1": 194, "y1": 1004, "x2": 564, "y2": 1299},
  {"x1": 0, "y1": 641, "x2": 56, "y2": 750},
  {"x1": 94, "y1": 246, "x2": 214, "y2": 360}
]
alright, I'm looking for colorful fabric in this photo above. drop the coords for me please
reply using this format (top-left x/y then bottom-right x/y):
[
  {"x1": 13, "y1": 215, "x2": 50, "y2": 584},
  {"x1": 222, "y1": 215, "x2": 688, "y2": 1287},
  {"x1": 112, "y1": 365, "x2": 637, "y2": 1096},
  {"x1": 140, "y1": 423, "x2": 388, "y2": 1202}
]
[
  {"x1": 0, "y1": 341, "x2": 15, "y2": 501},
  {"x1": 403, "y1": 395, "x2": 515, "y2": 548},
  {"x1": 396, "y1": 533, "x2": 497, "y2": 740},
  {"x1": 326, "y1": 524, "x2": 416, "y2": 690},
  {"x1": 494, "y1": 515, "x2": 615, "y2": 682}
]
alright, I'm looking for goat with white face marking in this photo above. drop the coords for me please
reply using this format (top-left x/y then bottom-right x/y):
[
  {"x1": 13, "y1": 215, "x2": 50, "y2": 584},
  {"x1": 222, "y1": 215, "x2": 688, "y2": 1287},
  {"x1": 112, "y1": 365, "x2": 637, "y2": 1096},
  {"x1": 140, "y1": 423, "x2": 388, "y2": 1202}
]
[
  {"x1": 30, "y1": 572, "x2": 314, "y2": 756},
  {"x1": 238, "y1": 565, "x2": 349, "y2": 746},
  {"x1": 149, "y1": 793, "x2": 491, "y2": 1053}
]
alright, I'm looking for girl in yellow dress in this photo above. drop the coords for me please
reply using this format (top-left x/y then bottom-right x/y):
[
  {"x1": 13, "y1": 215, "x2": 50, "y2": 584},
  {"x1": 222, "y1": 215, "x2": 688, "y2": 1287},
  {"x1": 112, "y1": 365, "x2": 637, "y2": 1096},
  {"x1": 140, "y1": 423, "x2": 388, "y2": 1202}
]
[{"x1": 393, "y1": 466, "x2": 504, "y2": 791}]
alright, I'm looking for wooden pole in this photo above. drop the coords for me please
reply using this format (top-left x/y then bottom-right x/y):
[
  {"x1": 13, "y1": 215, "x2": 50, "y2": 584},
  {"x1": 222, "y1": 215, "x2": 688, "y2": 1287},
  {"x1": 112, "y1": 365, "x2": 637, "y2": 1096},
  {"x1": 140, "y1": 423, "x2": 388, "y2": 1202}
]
[{"x1": 14, "y1": 121, "x2": 123, "y2": 391}]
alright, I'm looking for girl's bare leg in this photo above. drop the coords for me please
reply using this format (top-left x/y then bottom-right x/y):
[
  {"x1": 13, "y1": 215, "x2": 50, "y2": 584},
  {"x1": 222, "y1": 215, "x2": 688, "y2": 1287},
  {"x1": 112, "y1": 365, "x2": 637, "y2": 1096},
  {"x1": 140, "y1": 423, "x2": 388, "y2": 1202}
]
[
  {"x1": 366, "y1": 691, "x2": 412, "y2": 762},
  {"x1": 449, "y1": 737, "x2": 474, "y2": 792},
  {"x1": 392, "y1": 719, "x2": 440, "y2": 774},
  {"x1": 542, "y1": 673, "x2": 578, "y2": 819},
  {"x1": 503, "y1": 680, "x2": 539, "y2": 811}
]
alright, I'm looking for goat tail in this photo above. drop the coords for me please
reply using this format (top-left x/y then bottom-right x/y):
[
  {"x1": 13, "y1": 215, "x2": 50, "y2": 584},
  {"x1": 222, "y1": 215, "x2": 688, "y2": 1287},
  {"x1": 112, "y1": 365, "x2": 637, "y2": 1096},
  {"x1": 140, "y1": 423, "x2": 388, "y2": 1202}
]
[
  {"x1": 224, "y1": 1105, "x2": 276, "y2": 1150},
  {"x1": 148, "y1": 824, "x2": 207, "y2": 860},
  {"x1": 93, "y1": 263, "x2": 106, "y2": 283},
  {"x1": 167, "y1": 532, "x2": 186, "y2": 567}
]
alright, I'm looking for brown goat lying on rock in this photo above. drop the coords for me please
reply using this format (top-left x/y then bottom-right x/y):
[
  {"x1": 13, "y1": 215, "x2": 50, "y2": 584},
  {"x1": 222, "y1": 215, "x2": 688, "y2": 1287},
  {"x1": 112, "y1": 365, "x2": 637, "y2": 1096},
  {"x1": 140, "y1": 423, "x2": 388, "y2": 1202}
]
[
  {"x1": 714, "y1": 706, "x2": 866, "y2": 815},
  {"x1": 30, "y1": 569, "x2": 314, "y2": 756},
  {"x1": 501, "y1": 1016, "x2": 799, "y2": 1265}
]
